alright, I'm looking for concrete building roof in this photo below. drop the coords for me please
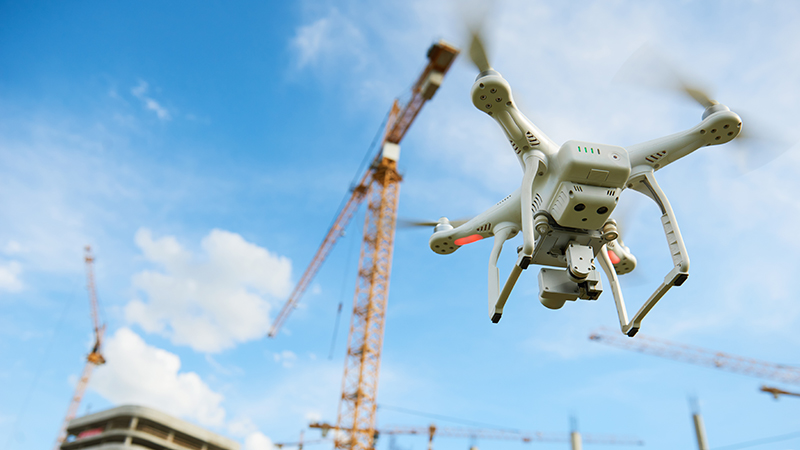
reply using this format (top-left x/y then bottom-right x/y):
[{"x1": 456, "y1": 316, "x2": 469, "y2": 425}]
[{"x1": 61, "y1": 404, "x2": 239, "y2": 450}]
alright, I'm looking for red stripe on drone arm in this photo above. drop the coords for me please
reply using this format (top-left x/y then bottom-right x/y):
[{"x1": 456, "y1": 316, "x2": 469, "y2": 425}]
[
  {"x1": 608, "y1": 250, "x2": 621, "y2": 265},
  {"x1": 454, "y1": 234, "x2": 484, "y2": 246}
]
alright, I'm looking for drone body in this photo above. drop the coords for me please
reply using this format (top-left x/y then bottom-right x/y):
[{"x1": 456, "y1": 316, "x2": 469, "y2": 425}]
[{"x1": 429, "y1": 66, "x2": 741, "y2": 337}]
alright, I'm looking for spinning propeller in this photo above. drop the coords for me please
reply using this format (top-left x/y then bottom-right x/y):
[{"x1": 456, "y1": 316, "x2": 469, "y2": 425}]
[
  {"x1": 615, "y1": 44, "x2": 792, "y2": 172},
  {"x1": 468, "y1": 27, "x2": 492, "y2": 73},
  {"x1": 398, "y1": 217, "x2": 469, "y2": 229}
]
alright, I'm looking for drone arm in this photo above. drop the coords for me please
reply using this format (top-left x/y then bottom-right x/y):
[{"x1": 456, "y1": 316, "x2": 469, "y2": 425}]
[
  {"x1": 610, "y1": 170, "x2": 689, "y2": 336},
  {"x1": 627, "y1": 110, "x2": 741, "y2": 171}
]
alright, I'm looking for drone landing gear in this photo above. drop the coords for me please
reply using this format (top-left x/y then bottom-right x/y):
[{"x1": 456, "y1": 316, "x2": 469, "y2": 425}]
[
  {"x1": 598, "y1": 169, "x2": 690, "y2": 337},
  {"x1": 488, "y1": 151, "x2": 546, "y2": 323},
  {"x1": 487, "y1": 227, "x2": 529, "y2": 323}
]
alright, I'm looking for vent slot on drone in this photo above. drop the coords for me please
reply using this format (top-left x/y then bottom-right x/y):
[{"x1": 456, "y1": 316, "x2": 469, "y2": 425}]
[
  {"x1": 509, "y1": 139, "x2": 521, "y2": 155},
  {"x1": 526, "y1": 131, "x2": 539, "y2": 146},
  {"x1": 476, "y1": 223, "x2": 491, "y2": 233},
  {"x1": 645, "y1": 150, "x2": 667, "y2": 163},
  {"x1": 532, "y1": 193, "x2": 543, "y2": 211}
]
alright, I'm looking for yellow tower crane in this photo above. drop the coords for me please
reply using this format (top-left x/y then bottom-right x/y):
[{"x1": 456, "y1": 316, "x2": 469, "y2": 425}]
[
  {"x1": 760, "y1": 385, "x2": 800, "y2": 399},
  {"x1": 53, "y1": 246, "x2": 106, "y2": 449},
  {"x1": 589, "y1": 328, "x2": 800, "y2": 389},
  {"x1": 309, "y1": 421, "x2": 644, "y2": 450},
  {"x1": 268, "y1": 41, "x2": 460, "y2": 450}
]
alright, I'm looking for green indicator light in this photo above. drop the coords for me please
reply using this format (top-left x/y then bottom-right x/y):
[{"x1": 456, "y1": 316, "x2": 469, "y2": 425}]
[{"x1": 591, "y1": 148, "x2": 594, "y2": 154}]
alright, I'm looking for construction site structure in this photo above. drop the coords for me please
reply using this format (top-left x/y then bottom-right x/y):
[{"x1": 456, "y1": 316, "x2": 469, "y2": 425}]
[
  {"x1": 688, "y1": 398, "x2": 709, "y2": 450},
  {"x1": 309, "y1": 421, "x2": 644, "y2": 450},
  {"x1": 589, "y1": 328, "x2": 800, "y2": 385},
  {"x1": 760, "y1": 385, "x2": 800, "y2": 400},
  {"x1": 58, "y1": 404, "x2": 239, "y2": 450},
  {"x1": 268, "y1": 40, "x2": 459, "y2": 450},
  {"x1": 54, "y1": 246, "x2": 107, "y2": 449}
]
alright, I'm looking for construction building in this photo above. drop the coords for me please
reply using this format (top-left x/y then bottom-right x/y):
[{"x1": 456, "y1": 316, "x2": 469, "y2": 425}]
[{"x1": 59, "y1": 405, "x2": 239, "y2": 450}]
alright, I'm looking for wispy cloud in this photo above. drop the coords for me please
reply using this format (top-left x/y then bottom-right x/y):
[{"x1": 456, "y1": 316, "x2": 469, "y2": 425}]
[
  {"x1": 0, "y1": 260, "x2": 22, "y2": 293},
  {"x1": 131, "y1": 80, "x2": 171, "y2": 121},
  {"x1": 289, "y1": 8, "x2": 367, "y2": 73},
  {"x1": 271, "y1": 350, "x2": 298, "y2": 368}
]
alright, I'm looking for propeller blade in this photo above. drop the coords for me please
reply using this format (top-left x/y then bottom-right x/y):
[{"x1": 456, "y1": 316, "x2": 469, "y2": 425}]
[
  {"x1": 397, "y1": 219, "x2": 439, "y2": 228},
  {"x1": 397, "y1": 218, "x2": 470, "y2": 229},
  {"x1": 614, "y1": 44, "x2": 797, "y2": 172},
  {"x1": 614, "y1": 44, "x2": 718, "y2": 109},
  {"x1": 726, "y1": 111, "x2": 797, "y2": 173},
  {"x1": 468, "y1": 29, "x2": 492, "y2": 73},
  {"x1": 683, "y1": 84, "x2": 717, "y2": 109},
  {"x1": 457, "y1": 0, "x2": 494, "y2": 73}
]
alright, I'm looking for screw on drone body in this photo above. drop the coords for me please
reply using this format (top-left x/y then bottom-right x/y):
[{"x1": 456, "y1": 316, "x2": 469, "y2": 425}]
[{"x1": 534, "y1": 214, "x2": 550, "y2": 236}]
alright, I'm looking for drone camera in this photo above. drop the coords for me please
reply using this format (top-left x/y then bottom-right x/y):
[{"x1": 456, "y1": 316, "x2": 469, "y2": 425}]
[
  {"x1": 538, "y1": 266, "x2": 603, "y2": 310},
  {"x1": 546, "y1": 140, "x2": 631, "y2": 229}
]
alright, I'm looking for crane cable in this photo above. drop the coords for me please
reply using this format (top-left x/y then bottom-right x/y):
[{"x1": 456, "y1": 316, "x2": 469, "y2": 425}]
[
  {"x1": 711, "y1": 430, "x2": 800, "y2": 450},
  {"x1": 3, "y1": 291, "x2": 77, "y2": 450},
  {"x1": 328, "y1": 223, "x2": 359, "y2": 360},
  {"x1": 377, "y1": 404, "x2": 522, "y2": 433}
]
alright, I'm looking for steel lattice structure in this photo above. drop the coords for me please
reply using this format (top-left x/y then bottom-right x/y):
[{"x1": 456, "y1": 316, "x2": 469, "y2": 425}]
[
  {"x1": 590, "y1": 328, "x2": 800, "y2": 385},
  {"x1": 335, "y1": 158, "x2": 402, "y2": 450},
  {"x1": 54, "y1": 246, "x2": 106, "y2": 449},
  {"x1": 268, "y1": 41, "x2": 459, "y2": 450}
]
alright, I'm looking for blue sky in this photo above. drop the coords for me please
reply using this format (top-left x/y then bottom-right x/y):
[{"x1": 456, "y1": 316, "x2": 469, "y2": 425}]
[{"x1": 2, "y1": 1, "x2": 800, "y2": 449}]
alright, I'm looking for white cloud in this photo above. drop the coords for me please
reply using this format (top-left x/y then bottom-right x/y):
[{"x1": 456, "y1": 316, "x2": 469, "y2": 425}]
[
  {"x1": 131, "y1": 80, "x2": 171, "y2": 121},
  {"x1": 290, "y1": 8, "x2": 367, "y2": 72},
  {"x1": 0, "y1": 260, "x2": 23, "y2": 292},
  {"x1": 3, "y1": 241, "x2": 23, "y2": 255},
  {"x1": 272, "y1": 350, "x2": 298, "y2": 368},
  {"x1": 125, "y1": 228, "x2": 293, "y2": 353},
  {"x1": 91, "y1": 327, "x2": 226, "y2": 427},
  {"x1": 245, "y1": 432, "x2": 275, "y2": 450}
]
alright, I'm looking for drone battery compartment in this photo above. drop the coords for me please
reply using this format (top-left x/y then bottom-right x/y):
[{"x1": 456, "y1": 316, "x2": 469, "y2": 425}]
[{"x1": 547, "y1": 140, "x2": 631, "y2": 229}]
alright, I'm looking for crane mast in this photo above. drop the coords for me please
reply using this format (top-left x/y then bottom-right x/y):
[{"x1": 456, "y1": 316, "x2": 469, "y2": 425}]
[
  {"x1": 54, "y1": 246, "x2": 106, "y2": 449},
  {"x1": 589, "y1": 328, "x2": 800, "y2": 385},
  {"x1": 334, "y1": 41, "x2": 458, "y2": 450},
  {"x1": 268, "y1": 41, "x2": 459, "y2": 338},
  {"x1": 269, "y1": 41, "x2": 459, "y2": 450}
]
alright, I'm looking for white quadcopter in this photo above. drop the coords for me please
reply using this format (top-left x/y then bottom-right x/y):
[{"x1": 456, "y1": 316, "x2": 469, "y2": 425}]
[{"x1": 424, "y1": 36, "x2": 742, "y2": 337}]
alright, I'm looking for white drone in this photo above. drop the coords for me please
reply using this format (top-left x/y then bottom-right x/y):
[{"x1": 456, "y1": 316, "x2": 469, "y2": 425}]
[{"x1": 423, "y1": 35, "x2": 742, "y2": 337}]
